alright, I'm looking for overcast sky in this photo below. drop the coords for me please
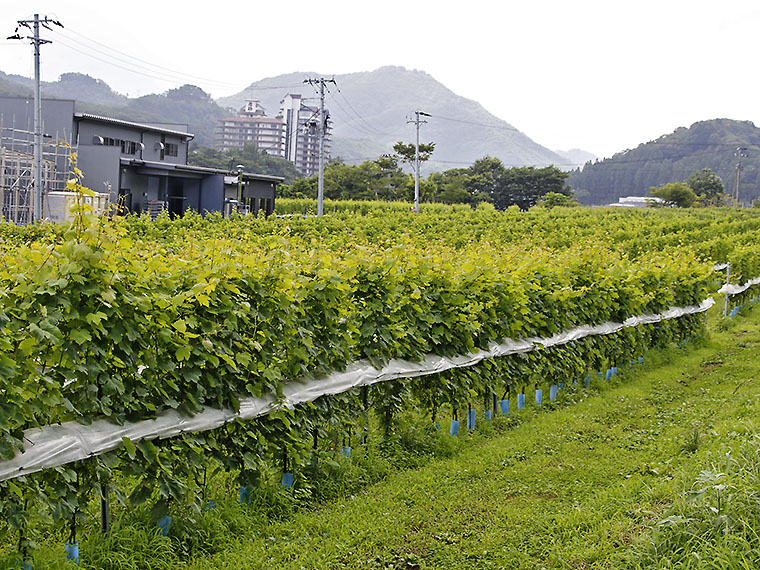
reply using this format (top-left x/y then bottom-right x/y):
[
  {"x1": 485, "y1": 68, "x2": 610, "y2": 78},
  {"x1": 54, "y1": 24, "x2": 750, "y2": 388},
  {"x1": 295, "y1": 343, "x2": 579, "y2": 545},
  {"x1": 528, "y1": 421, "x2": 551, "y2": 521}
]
[{"x1": 2, "y1": 0, "x2": 759, "y2": 159}]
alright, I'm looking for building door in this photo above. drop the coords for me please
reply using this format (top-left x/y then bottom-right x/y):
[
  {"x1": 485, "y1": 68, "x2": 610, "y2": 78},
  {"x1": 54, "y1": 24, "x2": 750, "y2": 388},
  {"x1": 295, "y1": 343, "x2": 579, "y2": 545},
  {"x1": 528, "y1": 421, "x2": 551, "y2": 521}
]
[{"x1": 167, "y1": 177, "x2": 186, "y2": 218}]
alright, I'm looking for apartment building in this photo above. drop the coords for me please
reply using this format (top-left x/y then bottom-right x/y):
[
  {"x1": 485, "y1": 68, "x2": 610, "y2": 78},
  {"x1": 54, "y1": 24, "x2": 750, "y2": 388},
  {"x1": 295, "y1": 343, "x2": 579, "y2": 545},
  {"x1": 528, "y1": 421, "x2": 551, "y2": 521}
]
[
  {"x1": 216, "y1": 94, "x2": 332, "y2": 177},
  {"x1": 215, "y1": 100, "x2": 286, "y2": 156}
]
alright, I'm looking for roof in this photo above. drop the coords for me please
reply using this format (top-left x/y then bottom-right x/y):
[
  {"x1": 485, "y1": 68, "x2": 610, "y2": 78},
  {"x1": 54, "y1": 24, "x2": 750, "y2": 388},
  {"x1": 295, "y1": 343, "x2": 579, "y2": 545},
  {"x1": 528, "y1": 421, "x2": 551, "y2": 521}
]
[
  {"x1": 120, "y1": 158, "x2": 284, "y2": 183},
  {"x1": 219, "y1": 116, "x2": 285, "y2": 124},
  {"x1": 74, "y1": 113, "x2": 194, "y2": 139}
]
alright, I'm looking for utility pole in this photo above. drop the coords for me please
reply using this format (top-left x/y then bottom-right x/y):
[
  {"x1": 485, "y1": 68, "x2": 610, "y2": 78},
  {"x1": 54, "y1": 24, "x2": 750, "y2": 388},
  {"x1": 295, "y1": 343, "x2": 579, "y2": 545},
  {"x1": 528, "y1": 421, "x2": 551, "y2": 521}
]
[
  {"x1": 304, "y1": 77, "x2": 335, "y2": 216},
  {"x1": 733, "y1": 147, "x2": 748, "y2": 204},
  {"x1": 408, "y1": 110, "x2": 430, "y2": 214},
  {"x1": 8, "y1": 14, "x2": 63, "y2": 222},
  {"x1": 236, "y1": 164, "x2": 244, "y2": 213}
]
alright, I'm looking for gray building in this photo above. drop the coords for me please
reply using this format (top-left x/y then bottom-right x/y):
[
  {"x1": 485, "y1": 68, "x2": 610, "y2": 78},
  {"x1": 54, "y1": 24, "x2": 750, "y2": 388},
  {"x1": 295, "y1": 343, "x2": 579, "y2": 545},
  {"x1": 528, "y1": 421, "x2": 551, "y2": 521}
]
[
  {"x1": 278, "y1": 94, "x2": 331, "y2": 177},
  {"x1": 0, "y1": 96, "x2": 281, "y2": 221}
]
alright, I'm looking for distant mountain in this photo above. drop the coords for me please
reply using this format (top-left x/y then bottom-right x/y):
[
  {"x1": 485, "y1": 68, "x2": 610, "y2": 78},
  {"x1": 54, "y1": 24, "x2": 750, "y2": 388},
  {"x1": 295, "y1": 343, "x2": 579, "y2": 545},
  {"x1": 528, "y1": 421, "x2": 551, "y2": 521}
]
[
  {"x1": 567, "y1": 119, "x2": 760, "y2": 205},
  {"x1": 554, "y1": 148, "x2": 597, "y2": 170},
  {"x1": 217, "y1": 66, "x2": 567, "y2": 172},
  {"x1": 0, "y1": 67, "x2": 586, "y2": 171},
  {"x1": 0, "y1": 72, "x2": 33, "y2": 97}
]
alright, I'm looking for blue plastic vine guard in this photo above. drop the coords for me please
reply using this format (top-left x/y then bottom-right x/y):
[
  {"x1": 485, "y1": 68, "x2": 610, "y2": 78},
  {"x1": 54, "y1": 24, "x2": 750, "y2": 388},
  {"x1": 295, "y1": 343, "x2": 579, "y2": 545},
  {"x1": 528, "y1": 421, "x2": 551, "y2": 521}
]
[
  {"x1": 64, "y1": 541, "x2": 79, "y2": 565},
  {"x1": 203, "y1": 499, "x2": 216, "y2": 512},
  {"x1": 238, "y1": 486, "x2": 251, "y2": 504},
  {"x1": 517, "y1": 393, "x2": 525, "y2": 409},
  {"x1": 584, "y1": 374, "x2": 591, "y2": 388},
  {"x1": 558, "y1": 382, "x2": 564, "y2": 391},
  {"x1": 535, "y1": 389, "x2": 542, "y2": 405},
  {"x1": 549, "y1": 385, "x2": 558, "y2": 401},
  {"x1": 281, "y1": 472, "x2": 294, "y2": 487},
  {"x1": 612, "y1": 366, "x2": 618, "y2": 375},
  {"x1": 341, "y1": 446, "x2": 352, "y2": 458},
  {"x1": 638, "y1": 356, "x2": 644, "y2": 364},
  {"x1": 467, "y1": 409, "x2": 476, "y2": 431},
  {"x1": 157, "y1": 516, "x2": 172, "y2": 537},
  {"x1": 484, "y1": 409, "x2": 492, "y2": 421},
  {"x1": 500, "y1": 400, "x2": 509, "y2": 416},
  {"x1": 605, "y1": 369, "x2": 612, "y2": 381},
  {"x1": 21, "y1": 562, "x2": 32, "y2": 570},
  {"x1": 597, "y1": 371, "x2": 603, "y2": 377},
  {"x1": 450, "y1": 419, "x2": 460, "y2": 436}
]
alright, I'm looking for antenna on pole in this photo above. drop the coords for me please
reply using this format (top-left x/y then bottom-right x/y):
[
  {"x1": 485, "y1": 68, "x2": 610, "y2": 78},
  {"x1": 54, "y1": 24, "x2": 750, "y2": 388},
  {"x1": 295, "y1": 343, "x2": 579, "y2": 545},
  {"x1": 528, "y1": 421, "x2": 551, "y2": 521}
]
[
  {"x1": 8, "y1": 14, "x2": 63, "y2": 223},
  {"x1": 304, "y1": 77, "x2": 336, "y2": 216}
]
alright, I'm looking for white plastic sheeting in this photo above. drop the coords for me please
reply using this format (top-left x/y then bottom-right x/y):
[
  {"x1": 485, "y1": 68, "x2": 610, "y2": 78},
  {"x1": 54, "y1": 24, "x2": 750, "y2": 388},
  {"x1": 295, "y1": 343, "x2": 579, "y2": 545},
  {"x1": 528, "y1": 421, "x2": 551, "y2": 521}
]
[
  {"x1": 0, "y1": 297, "x2": 716, "y2": 482},
  {"x1": 718, "y1": 276, "x2": 760, "y2": 297}
]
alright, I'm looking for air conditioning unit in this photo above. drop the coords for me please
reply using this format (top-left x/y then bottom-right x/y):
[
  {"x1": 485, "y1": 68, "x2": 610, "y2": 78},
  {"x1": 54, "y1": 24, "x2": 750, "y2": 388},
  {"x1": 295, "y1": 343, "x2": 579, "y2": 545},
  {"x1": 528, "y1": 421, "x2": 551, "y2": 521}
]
[{"x1": 147, "y1": 200, "x2": 167, "y2": 220}]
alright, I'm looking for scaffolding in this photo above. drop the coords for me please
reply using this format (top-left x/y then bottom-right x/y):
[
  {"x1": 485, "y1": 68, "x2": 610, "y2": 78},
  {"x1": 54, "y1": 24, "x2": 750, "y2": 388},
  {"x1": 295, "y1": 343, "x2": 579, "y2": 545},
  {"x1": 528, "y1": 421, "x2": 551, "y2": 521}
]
[
  {"x1": 0, "y1": 113, "x2": 78, "y2": 224},
  {"x1": 0, "y1": 147, "x2": 55, "y2": 225}
]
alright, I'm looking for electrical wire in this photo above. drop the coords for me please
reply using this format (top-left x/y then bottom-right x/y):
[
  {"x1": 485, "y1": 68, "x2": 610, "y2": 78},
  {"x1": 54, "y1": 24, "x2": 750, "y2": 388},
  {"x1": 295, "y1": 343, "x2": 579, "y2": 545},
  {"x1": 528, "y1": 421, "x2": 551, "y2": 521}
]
[
  {"x1": 45, "y1": 26, "x2": 305, "y2": 96},
  {"x1": 324, "y1": 93, "x2": 384, "y2": 139},
  {"x1": 328, "y1": 84, "x2": 394, "y2": 137},
  {"x1": 47, "y1": 37, "x2": 211, "y2": 87},
  {"x1": 426, "y1": 113, "x2": 522, "y2": 133},
  {"x1": 47, "y1": 27, "x2": 244, "y2": 90},
  {"x1": 578, "y1": 149, "x2": 753, "y2": 169}
]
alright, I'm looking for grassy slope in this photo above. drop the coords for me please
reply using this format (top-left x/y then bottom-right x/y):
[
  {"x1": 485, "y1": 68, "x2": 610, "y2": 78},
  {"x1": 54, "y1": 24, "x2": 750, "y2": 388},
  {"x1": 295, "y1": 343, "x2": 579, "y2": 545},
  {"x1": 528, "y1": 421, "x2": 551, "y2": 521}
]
[{"x1": 179, "y1": 304, "x2": 760, "y2": 570}]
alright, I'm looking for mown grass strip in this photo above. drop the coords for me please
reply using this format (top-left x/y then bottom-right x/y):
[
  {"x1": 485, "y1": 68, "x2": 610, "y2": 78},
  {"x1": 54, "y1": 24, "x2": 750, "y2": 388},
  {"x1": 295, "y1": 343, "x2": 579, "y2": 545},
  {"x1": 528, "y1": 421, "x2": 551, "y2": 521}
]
[{"x1": 177, "y1": 305, "x2": 760, "y2": 570}]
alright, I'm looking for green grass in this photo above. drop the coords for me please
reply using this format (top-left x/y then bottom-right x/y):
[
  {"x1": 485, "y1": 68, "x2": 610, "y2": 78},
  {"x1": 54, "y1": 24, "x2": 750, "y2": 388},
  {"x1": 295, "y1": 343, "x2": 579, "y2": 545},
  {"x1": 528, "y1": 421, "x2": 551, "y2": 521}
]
[
  {"x1": 179, "y1": 305, "x2": 760, "y2": 570},
  {"x1": 7, "y1": 303, "x2": 760, "y2": 569}
]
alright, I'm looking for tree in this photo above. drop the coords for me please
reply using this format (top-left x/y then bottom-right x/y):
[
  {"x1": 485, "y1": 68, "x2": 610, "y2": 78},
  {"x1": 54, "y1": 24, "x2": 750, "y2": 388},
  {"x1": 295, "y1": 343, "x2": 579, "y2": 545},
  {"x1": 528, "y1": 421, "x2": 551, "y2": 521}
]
[
  {"x1": 492, "y1": 166, "x2": 570, "y2": 210},
  {"x1": 686, "y1": 168, "x2": 725, "y2": 203},
  {"x1": 276, "y1": 157, "x2": 413, "y2": 202},
  {"x1": 188, "y1": 142, "x2": 301, "y2": 184},
  {"x1": 392, "y1": 141, "x2": 435, "y2": 172},
  {"x1": 427, "y1": 171, "x2": 472, "y2": 204},
  {"x1": 462, "y1": 156, "x2": 505, "y2": 203},
  {"x1": 650, "y1": 182, "x2": 698, "y2": 207},
  {"x1": 534, "y1": 191, "x2": 581, "y2": 209}
]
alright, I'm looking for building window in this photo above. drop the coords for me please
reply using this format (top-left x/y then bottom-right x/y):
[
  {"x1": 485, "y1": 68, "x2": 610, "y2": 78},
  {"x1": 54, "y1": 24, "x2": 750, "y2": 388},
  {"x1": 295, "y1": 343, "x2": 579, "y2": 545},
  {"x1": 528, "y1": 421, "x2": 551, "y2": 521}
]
[
  {"x1": 99, "y1": 136, "x2": 138, "y2": 155},
  {"x1": 121, "y1": 140, "x2": 138, "y2": 155},
  {"x1": 165, "y1": 143, "x2": 179, "y2": 157}
]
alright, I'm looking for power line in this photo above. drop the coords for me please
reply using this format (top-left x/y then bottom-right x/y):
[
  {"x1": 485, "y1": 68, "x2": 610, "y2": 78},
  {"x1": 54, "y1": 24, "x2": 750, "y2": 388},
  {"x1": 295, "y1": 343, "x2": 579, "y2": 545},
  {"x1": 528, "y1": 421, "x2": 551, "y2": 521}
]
[
  {"x1": 46, "y1": 27, "x2": 243, "y2": 90},
  {"x1": 324, "y1": 92, "x2": 387, "y2": 139},
  {"x1": 48, "y1": 37, "x2": 203, "y2": 87},
  {"x1": 45, "y1": 26, "x2": 304, "y2": 96},
  {"x1": 329, "y1": 85, "x2": 394, "y2": 137},
  {"x1": 427, "y1": 113, "x2": 522, "y2": 132},
  {"x1": 578, "y1": 149, "x2": 750, "y2": 168}
]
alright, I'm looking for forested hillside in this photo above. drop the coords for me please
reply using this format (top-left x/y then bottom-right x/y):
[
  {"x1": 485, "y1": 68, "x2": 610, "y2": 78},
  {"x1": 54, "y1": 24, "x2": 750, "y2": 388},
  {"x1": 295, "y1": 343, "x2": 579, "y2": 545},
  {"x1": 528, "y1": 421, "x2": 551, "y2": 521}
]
[{"x1": 568, "y1": 119, "x2": 760, "y2": 205}]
